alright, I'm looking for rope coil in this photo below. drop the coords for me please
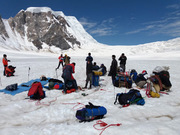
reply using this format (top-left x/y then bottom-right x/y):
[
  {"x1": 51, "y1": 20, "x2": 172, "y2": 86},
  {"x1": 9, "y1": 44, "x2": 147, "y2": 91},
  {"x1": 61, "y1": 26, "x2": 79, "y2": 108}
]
[{"x1": 93, "y1": 120, "x2": 122, "y2": 135}]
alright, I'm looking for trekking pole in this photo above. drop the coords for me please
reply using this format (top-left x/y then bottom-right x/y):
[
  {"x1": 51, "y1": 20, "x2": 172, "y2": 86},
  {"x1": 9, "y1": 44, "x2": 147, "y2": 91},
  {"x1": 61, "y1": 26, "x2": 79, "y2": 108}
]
[
  {"x1": 55, "y1": 69, "x2": 58, "y2": 79},
  {"x1": 113, "y1": 85, "x2": 116, "y2": 100},
  {"x1": 28, "y1": 67, "x2": 30, "y2": 81},
  {"x1": 0, "y1": 76, "x2": 2, "y2": 86}
]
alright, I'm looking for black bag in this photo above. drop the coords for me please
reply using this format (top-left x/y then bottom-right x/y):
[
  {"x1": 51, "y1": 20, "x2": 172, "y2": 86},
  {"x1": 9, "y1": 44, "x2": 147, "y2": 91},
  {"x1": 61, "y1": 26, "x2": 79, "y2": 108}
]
[
  {"x1": 5, "y1": 83, "x2": 18, "y2": 91},
  {"x1": 159, "y1": 71, "x2": 172, "y2": 87},
  {"x1": 114, "y1": 89, "x2": 145, "y2": 105}
]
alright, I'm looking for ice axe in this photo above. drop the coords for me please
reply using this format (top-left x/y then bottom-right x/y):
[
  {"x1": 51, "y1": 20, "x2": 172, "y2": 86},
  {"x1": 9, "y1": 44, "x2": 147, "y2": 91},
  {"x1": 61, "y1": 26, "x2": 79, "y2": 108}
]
[
  {"x1": 0, "y1": 77, "x2": 1, "y2": 86},
  {"x1": 55, "y1": 69, "x2": 58, "y2": 79},
  {"x1": 28, "y1": 67, "x2": 30, "y2": 81}
]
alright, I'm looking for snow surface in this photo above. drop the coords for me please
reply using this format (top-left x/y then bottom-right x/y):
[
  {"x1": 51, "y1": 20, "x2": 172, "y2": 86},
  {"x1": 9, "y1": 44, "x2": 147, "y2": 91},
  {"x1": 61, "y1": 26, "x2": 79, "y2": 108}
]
[{"x1": 0, "y1": 49, "x2": 180, "y2": 135}]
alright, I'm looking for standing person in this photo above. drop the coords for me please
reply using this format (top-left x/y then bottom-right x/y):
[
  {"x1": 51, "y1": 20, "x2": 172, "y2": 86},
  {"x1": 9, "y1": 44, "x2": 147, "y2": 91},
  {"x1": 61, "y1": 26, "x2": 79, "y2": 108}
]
[
  {"x1": 64, "y1": 54, "x2": 70, "y2": 66},
  {"x1": 61, "y1": 62, "x2": 78, "y2": 93},
  {"x1": 108, "y1": 55, "x2": 118, "y2": 85},
  {"x1": 118, "y1": 53, "x2": 127, "y2": 72},
  {"x1": 2, "y1": 54, "x2": 10, "y2": 76},
  {"x1": 86, "y1": 52, "x2": 93, "y2": 63},
  {"x1": 83, "y1": 60, "x2": 93, "y2": 89},
  {"x1": 56, "y1": 54, "x2": 64, "y2": 70}
]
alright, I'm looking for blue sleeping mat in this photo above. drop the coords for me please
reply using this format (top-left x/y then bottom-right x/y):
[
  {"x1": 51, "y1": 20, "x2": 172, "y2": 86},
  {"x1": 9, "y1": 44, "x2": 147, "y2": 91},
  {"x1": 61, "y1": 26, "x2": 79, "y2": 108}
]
[{"x1": 0, "y1": 78, "x2": 51, "y2": 95}]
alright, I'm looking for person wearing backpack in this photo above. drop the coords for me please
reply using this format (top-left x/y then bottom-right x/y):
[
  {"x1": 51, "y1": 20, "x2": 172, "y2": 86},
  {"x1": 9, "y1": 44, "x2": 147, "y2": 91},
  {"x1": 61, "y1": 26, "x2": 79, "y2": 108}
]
[
  {"x1": 56, "y1": 54, "x2": 64, "y2": 70},
  {"x1": 2, "y1": 54, "x2": 10, "y2": 76},
  {"x1": 135, "y1": 70, "x2": 148, "y2": 88},
  {"x1": 118, "y1": 53, "x2": 127, "y2": 72},
  {"x1": 64, "y1": 54, "x2": 71, "y2": 66},
  {"x1": 62, "y1": 62, "x2": 78, "y2": 93},
  {"x1": 108, "y1": 55, "x2": 118, "y2": 85}
]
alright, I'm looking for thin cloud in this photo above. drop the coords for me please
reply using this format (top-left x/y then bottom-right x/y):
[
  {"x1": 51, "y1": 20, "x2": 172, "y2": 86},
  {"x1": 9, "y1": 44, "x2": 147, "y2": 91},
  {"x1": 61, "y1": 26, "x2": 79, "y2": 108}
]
[
  {"x1": 90, "y1": 28, "x2": 112, "y2": 36},
  {"x1": 166, "y1": 4, "x2": 180, "y2": 9},
  {"x1": 79, "y1": 17, "x2": 97, "y2": 30},
  {"x1": 126, "y1": 25, "x2": 155, "y2": 35},
  {"x1": 79, "y1": 17, "x2": 117, "y2": 36},
  {"x1": 153, "y1": 20, "x2": 180, "y2": 36},
  {"x1": 126, "y1": 5, "x2": 180, "y2": 37}
]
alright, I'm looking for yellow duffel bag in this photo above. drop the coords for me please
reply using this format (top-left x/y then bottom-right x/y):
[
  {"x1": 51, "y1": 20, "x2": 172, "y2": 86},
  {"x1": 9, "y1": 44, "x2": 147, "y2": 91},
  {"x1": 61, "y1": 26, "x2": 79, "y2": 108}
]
[{"x1": 93, "y1": 71, "x2": 103, "y2": 76}]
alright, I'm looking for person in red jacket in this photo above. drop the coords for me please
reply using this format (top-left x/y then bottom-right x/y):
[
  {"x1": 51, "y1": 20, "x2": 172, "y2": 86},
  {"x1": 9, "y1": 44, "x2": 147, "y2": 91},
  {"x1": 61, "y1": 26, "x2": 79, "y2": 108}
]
[
  {"x1": 56, "y1": 54, "x2": 64, "y2": 70},
  {"x1": 2, "y1": 54, "x2": 10, "y2": 76}
]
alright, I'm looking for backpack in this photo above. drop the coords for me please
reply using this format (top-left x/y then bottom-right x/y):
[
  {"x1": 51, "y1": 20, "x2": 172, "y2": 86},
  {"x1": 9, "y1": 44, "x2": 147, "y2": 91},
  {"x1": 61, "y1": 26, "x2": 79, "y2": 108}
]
[
  {"x1": 28, "y1": 82, "x2": 45, "y2": 100},
  {"x1": 5, "y1": 83, "x2": 18, "y2": 91},
  {"x1": 62, "y1": 65, "x2": 73, "y2": 80},
  {"x1": 76, "y1": 102, "x2": 107, "y2": 122},
  {"x1": 158, "y1": 71, "x2": 172, "y2": 88},
  {"x1": 114, "y1": 74, "x2": 132, "y2": 88},
  {"x1": 114, "y1": 89, "x2": 145, "y2": 106},
  {"x1": 48, "y1": 78, "x2": 64, "y2": 89}
]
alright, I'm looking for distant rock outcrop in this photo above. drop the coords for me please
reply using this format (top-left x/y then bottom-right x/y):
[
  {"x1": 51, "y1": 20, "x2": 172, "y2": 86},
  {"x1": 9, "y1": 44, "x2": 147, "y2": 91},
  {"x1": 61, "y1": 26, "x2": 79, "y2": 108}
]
[
  {"x1": 1, "y1": 7, "x2": 82, "y2": 50},
  {"x1": 0, "y1": 15, "x2": 9, "y2": 39}
]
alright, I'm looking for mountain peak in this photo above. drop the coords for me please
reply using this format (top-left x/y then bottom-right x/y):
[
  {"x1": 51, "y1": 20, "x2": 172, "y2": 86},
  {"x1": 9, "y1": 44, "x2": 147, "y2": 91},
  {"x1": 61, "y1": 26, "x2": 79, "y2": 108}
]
[{"x1": 25, "y1": 7, "x2": 65, "y2": 17}]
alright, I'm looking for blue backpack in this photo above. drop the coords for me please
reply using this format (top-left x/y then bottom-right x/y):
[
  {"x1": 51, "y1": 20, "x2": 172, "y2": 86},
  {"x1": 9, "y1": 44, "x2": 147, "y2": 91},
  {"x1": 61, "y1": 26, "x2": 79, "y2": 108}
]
[
  {"x1": 76, "y1": 102, "x2": 107, "y2": 122},
  {"x1": 114, "y1": 89, "x2": 145, "y2": 106}
]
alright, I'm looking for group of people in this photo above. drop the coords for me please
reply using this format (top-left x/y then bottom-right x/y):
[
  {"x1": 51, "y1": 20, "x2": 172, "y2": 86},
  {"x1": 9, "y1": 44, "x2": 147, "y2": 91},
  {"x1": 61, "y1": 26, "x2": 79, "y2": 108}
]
[
  {"x1": 58, "y1": 52, "x2": 107, "y2": 93},
  {"x1": 108, "y1": 53, "x2": 127, "y2": 85},
  {"x1": 57, "y1": 52, "x2": 172, "y2": 98},
  {"x1": 55, "y1": 54, "x2": 71, "y2": 70},
  {"x1": 2, "y1": 52, "x2": 171, "y2": 98}
]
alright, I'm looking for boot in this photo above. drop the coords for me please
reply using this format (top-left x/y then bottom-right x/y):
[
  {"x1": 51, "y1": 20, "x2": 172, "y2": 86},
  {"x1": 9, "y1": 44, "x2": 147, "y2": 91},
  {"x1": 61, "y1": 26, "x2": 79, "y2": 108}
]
[
  {"x1": 88, "y1": 85, "x2": 92, "y2": 89},
  {"x1": 82, "y1": 82, "x2": 88, "y2": 89}
]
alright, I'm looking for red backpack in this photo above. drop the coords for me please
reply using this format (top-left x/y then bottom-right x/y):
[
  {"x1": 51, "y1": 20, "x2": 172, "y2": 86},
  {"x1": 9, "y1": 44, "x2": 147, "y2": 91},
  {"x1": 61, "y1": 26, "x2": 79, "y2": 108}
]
[{"x1": 28, "y1": 82, "x2": 45, "y2": 100}]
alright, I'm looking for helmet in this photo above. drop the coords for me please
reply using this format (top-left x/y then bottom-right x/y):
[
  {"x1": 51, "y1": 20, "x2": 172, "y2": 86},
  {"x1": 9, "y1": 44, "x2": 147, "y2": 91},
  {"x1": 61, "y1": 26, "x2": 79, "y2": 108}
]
[{"x1": 142, "y1": 70, "x2": 147, "y2": 75}]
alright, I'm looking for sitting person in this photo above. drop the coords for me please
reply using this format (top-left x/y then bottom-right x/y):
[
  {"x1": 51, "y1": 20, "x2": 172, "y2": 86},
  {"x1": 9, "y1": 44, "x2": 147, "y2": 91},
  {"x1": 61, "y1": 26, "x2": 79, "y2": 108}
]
[
  {"x1": 92, "y1": 62, "x2": 100, "y2": 71},
  {"x1": 99, "y1": 64, "x2": 107, "y2": 75},
  {"x1": 135, "y1": 70, "x2": 147, "y2": 88},
  {"x1": 5, "y1": 65, "x2": 16, "y2": 77}
]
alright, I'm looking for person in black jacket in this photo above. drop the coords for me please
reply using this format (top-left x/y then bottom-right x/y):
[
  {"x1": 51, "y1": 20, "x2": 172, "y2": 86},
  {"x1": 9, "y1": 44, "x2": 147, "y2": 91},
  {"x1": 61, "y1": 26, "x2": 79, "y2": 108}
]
[
  {"x1": 108, "y1": 55, "x2": 117, "y2": 85},
  {"x1": 85, "y1": 53, "x2": 93, "y2": 63},
  {"x1": 135, "y1": 70, "x2": 147, "y2": 88},
  {"x1": 83, "y1": 60, "x2": 93, "y2": 89},
  {"x1": 118, "y1": 53, "x2": 127, "y2": 72}
]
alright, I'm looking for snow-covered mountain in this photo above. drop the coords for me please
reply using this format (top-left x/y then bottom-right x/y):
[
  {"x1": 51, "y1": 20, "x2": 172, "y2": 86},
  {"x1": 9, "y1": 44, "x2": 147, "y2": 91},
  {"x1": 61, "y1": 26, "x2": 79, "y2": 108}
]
[
  {"x1": 0, "y1": 7, "x2": 98, "y2": 52},
  {"x1": 0, "y1": 7, "x2": 180, "y2": 59}
]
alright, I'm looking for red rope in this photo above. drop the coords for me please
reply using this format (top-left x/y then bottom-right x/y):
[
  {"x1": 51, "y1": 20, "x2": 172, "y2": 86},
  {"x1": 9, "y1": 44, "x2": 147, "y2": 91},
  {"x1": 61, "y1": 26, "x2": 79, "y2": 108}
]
[
  {"x1": 93, "y1": 120, "x2": 122, "y2": 135},
  {"x1": 35, "y1": 97, "x2": 57, "y2": 106},
  {"x1": 146, "y1": 83, "x2": 151, "y2": 98},
  {"x1": 61, "y1": 102, "x2": 85, "y2": 110}
]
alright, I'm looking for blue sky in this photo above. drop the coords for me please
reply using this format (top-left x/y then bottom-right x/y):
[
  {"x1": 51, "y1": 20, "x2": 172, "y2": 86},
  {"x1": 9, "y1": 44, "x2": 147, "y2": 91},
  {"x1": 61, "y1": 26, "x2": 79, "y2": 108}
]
[{"x1": 1, "y1": 0, "x2": 180, "y2": 45}]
